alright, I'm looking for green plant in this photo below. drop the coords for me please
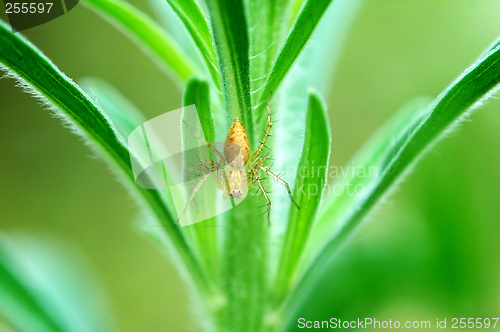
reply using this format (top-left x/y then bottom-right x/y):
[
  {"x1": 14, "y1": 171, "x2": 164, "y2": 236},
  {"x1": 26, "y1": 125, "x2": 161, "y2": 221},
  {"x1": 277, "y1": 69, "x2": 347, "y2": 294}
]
[{"x1": 1, "y1": 0, "x2": 500, "y2": 331}]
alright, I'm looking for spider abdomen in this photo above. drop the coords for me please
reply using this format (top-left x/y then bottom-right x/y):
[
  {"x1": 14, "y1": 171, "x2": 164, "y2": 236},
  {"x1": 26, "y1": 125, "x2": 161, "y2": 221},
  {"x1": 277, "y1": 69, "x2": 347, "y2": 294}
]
[{"x1": 225, "y1": 117, "x2": 250, "y2": 168}]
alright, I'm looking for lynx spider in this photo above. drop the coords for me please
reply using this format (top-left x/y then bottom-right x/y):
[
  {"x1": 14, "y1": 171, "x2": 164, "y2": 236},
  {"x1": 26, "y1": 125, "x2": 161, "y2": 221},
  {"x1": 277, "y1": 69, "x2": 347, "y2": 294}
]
[{"x1": 175, "y1": 94, "x2": 299, "y2": 225}]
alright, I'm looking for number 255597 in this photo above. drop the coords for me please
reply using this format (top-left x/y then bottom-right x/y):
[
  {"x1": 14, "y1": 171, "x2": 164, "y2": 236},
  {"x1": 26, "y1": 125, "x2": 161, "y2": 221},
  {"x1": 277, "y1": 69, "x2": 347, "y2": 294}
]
[
  {"x1": 451, "y1": 318, "x2": 499, "y2": 329},
  {"x1": 5, "y1": 2, "x2": 53, "y2": 14}
]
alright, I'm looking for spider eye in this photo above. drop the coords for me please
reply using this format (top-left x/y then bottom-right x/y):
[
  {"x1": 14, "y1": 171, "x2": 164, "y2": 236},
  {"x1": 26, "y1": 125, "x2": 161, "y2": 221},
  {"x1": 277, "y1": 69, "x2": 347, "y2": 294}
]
[{"x1": 230, "y1": 190, "x2": 245, "y2": 198}]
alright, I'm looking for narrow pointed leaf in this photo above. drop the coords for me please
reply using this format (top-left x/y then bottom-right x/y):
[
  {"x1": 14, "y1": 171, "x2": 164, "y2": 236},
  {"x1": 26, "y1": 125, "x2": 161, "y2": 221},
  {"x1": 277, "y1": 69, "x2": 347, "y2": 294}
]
[
  {"x1": 273, "y1": 89, "x2": 331, "y2": 304},
  {"x1": 183, "y1": 77, "x2": 216, "y2": 142},
  {"x1": 263, "y1": 0, "x2": 364, "y2": 247},
  {"x1": 0, "y1": 234, "x2": 115, "y2": 332},
  {"x1": 79, "y1": 77, "x2": 146, "y2": 140},
  {"x1": 257, "y1": 0, "x2": 334, "y2": 105},
  {"x1": 164, "y1": 0, "x2": 220, "y2": 88},
  {"x1": 0, "y1": 21, "x2": 209, "y2": 298},
  {"x1": 308, "y1": 96, "x2": 432, "y2": 253},
  {"x1": 247, "y1": 0, "x2": 289, "y2": 94},
  {"x1": 205, "y1": 0, "x2": 254, "y2": 145},
  {"x1": 78, "y1": 77, "x2": 178, "y2": 214},
  {"x1": 204, "y1": 5, "x2": 269, "y2": 329},
  {"x1": 83, "y1": 0, "x2": 197, "y2": 84},
  {"x1": 286, "y1": 39, "x2": 500, "y2": 314},
  {"x1": 181, "y1": 77, "x2": 220, "y2": 287}
]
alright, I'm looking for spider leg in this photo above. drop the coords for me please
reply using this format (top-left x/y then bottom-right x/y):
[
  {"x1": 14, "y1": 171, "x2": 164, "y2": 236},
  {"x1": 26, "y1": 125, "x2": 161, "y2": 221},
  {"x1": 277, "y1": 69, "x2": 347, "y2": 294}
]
[
  {"x1": 257, "y1": 156, "x2": 270, "y2": 163},
  {"x1": 250, "y1": 93, "x2": 273, "y2": 162},
  {"x1": 182, "y1": 120, "x2": 206, "y2": 142},
  {"x1": 253, "y1": 169, "x2": 271, "y2": 226},
  {"x1": 175, "y1": 172, "x2": 212, "y2": 225},
  {"x1": 220, "y1": 168, "x2": 233, "y2": 197},
  {"x1": 185, "y1": 164, "x2": 196, "y2": 178},
  {"x1": 248, "y1": 170, "x2": 258, "y2": 188},
  {"x1": 212, "y1": 147, "x2": 226, "y2": 170},
  {"x1": 185, "y1": 159, "x2": 215, "y2": 183},
  {"x1": 257, "y1": 164, "x2": 299, "y2": 209},
  {"x1": 246, "y1": 156, "x2": 269, "y2": 189},
  {"x1": 182, "y1": 120, "x2": 226, "y2": 169}
]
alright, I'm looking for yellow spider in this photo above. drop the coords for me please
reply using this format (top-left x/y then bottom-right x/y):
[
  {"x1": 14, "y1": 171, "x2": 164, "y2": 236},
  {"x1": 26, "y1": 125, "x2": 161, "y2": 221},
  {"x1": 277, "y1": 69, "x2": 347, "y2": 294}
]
[{"x1": 175, "y1": 95, "x2": 298, "y2": 225}]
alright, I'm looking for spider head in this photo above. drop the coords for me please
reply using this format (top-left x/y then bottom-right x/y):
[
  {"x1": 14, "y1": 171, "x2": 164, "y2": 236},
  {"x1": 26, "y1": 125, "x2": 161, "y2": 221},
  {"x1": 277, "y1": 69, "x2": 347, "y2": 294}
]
[
  {"x1": 225, "y1": 167, "x2": 247, "y2": 199},
  {"x1": 229, "y1": 189, "x2": 246, "y2": 198}
]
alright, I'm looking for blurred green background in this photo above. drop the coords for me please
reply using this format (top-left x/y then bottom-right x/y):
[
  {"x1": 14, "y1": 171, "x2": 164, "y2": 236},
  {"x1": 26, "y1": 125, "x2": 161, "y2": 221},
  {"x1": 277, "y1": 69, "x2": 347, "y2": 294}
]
[{"x1": 1, "y1": 0, "x2": 500, "y2": 331}]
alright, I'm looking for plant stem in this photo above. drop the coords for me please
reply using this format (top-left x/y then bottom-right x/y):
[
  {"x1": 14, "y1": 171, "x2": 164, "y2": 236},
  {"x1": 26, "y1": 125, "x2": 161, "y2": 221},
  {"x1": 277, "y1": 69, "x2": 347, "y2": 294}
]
[{"x1": 221, "y1": 200, "x2": 268, "y2": 332}]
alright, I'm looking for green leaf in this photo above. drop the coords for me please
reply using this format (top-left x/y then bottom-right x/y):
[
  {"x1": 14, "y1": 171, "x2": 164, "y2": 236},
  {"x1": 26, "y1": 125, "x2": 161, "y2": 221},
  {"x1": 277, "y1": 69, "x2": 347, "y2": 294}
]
[
  {"x1": 287, "y1": 0, "x2": 306, "y2": 27},
  {"x1": 261, "y1": 0, "x2": 364, "y2": 246},
  {"x1": 0, "y1": 233, "x2": 115, "y2": 332},
  {"x1": 0, "y1": 262, "x2": 63, "y2": 332},
  {"x1": 79, "y1": 77, "x2": 178, "y2": 214},
  {"x1": 246, "y1": 0, "x2": 292, "y2": 134},
  {"x1": 308, "y1": 96, "x2": 433, "y2": 253},
  {"x1": 183, "y1": 77, "x2": 216, "y2": 142},
  {"x1": 0, "y1": 20, "x2": 209, "y2": 299},
  {"x1": 164, "y1": 0, "x2": 220, "y2": 88},
  {"x1": 257, "y1": 0, "x2": 334, "y2": 105},
  {"x1": 205, "y1": 0, "x2": 254, "y2": 145},
  {"x1": 247, "y1": 0, "x2": 289, "y2": 91},
  {"x1": 221, "y1": 201, "x2": 268, "y2": 332},
  {"x1": 83, "y1": 0, "x2": 197, "y2": 84},
  {"x1": 79, "y1": 77, "x2": 146, "y2": 140},
  {"x1": 273, "y1": 90, "x2": 331, "y2": 306},
  {"x1": 203, "y1": 4, "x2": 271, "y2": 331},
  {"x1": 181, "y1": 77, "x2": 220, "y2": 286},
  {"x1": 0, "y1": 20, "x2": 127, "y2": 175},
  {"x1": 287, "y1": 39, "x2": 500, "y2": 313}
]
